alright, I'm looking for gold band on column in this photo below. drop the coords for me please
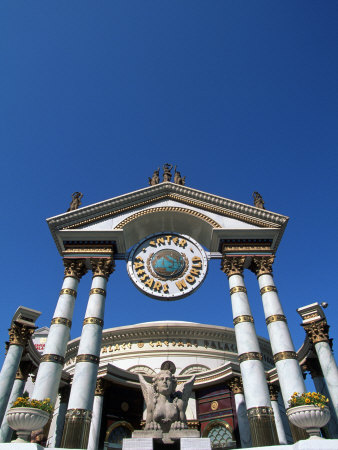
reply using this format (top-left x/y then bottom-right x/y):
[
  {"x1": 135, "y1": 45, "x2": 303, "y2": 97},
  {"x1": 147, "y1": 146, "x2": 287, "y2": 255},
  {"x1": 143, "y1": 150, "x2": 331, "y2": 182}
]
[
  {"x1": 233, "y1": 315, "x2": 254, "y2": 326},
  {"x1": 75, "y1": 354, "x2": 100, "y2": 364},
  {"x1": 61, "y1": 409, "x2": 92, "y2": 449},
  {"x1": 83, "y1": 317, "x2": 104, "y2": 327},
  {"x1": 238, "y1": 352, "x2": 262, "y2": 363},
  {"x1": 51, "y1": 317, "x2": 72, "y2": 328},
  {"x1": 266, "y1": 314, "x2": 287, "y2": 325},
  {"x1": 89, "y1": 288, "x2": 106, "y2": 296},
  {"x1": 273, "y1": 351, "x2": 297, "y2": 363},
  {"x1": 260, "y1": 285, "x2": 277, "y2": 295},
  {"x1": 230, "y1": 286, "x2": 247, "y2": 295},
  {"x1": 41, "y1": 354, "x2": 65, "y2": 364},
  {"x1": 247, "y1": 406, "x2": 278, "y2": 446},
  {"x1": 60, "y1": 288, "x2": 77, "y2": 298}
]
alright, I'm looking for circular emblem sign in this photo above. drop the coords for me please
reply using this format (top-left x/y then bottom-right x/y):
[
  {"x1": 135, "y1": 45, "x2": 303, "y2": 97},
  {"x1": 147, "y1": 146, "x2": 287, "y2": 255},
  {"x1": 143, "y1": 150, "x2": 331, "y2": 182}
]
[{"x1": 127, "y1": 233, "x2": 208, "y2": 300}]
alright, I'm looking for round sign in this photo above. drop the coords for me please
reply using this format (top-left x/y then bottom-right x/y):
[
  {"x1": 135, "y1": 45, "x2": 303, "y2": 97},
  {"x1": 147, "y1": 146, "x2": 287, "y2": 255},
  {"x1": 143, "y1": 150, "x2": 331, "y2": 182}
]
[{"x1": 127, "y1": 233, "x2": 208, "y2": 301}]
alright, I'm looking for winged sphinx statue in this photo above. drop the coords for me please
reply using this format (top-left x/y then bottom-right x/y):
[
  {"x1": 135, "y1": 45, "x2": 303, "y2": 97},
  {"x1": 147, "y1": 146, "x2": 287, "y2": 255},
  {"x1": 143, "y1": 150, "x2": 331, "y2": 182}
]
[{"x1": 139, "y1": 370, "x2": 195, "y2": 433}]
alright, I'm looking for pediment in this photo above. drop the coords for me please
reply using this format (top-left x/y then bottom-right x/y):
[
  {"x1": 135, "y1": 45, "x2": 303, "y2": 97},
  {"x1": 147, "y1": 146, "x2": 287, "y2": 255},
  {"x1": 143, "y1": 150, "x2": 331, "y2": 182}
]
[{"x1": 47, "y1": 183, "x2": 288, "y2": 254}]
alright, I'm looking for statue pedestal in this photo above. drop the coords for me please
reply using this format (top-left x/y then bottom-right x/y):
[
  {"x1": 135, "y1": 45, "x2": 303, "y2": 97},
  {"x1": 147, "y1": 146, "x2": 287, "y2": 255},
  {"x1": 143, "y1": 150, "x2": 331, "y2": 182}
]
[{"x1": 123, "y1": 430, "x2": 211, "y2": 449}]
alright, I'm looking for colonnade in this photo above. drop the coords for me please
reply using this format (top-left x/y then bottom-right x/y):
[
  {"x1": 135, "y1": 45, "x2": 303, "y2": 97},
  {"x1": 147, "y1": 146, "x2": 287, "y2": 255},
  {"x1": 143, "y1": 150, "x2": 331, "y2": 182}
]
[{"x1": 0, "y1": 252, "x2": 337, "y2": 448}]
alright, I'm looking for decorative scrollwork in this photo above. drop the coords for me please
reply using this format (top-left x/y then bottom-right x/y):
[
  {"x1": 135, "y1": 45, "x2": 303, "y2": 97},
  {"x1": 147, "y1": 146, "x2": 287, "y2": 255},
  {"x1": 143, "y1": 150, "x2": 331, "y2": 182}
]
[
  {"x1": 233, "y1": 315, "x2": 254, "y2": 326},
  {"x1": 273, "y1": 351, "x2": 297, "y2": 363},
  {"x1": 230, "y1": 286, "x2": 247, "y2": 295},
  {"x1": 63, "y1": 259, "x2": 87, "y2": 280},
  {"x1": 221, "y1": 256, "x2": 245, "y2": 277},
  {"x1": 60, "y1": 288, "x2": 77, "y2": 298},
  {"x1": 41, "y1": 354, "x2": 65, "y2": 364},
  {"x1": 303, "y1": 320, "x2": 330, "y2": 345},
  {"x1": 76, "y1": 354, "x2": 100, "y2": 364},
  {"x1": 51, "y1": 317, "x2": 72, "y2": 328},
  {"x1": 8, "y1": 322, "x2": 35, "y2": 347},
  {"x1": 90, "y1": 259, "x2": 115, "y2": 279},
  {"x1": 83, "y1": 317, "x2": 104, "y2": 327},
  {"x1": 238, "y1": 352, "x2": 262, "y2": 363},
  {"x1": 265, "y1": 314, "x2": 286, "y2": 325},
  {"x1": 228, "y1": 376, "x2": 243, "y2": 394},
  {"x1": 250, "y1": 256, "x2": 274, "y2": 278},
  {"x1": 89, "y1": 288, "x2": 106, "y2": 296},
  {"x1": 260, "y1": 285, "x2": 277, "y2": 295}
]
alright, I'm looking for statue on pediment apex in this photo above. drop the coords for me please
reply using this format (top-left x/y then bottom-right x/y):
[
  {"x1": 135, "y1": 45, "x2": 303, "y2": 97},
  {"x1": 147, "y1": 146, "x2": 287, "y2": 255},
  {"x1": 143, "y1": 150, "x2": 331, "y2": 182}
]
[
  {"x1": 253, "y1": 191, "x2": 265, "y2": 209},
  {"x1": 149, "y1": 168, "x2": 160, "y2": 186}
]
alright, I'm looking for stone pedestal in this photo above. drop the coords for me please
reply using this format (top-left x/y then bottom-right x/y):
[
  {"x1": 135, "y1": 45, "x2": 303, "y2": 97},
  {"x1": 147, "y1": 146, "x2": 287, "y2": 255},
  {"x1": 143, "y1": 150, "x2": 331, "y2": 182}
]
[{"x1": 124, "y1": 431, "x2": 211, "y2": 450}]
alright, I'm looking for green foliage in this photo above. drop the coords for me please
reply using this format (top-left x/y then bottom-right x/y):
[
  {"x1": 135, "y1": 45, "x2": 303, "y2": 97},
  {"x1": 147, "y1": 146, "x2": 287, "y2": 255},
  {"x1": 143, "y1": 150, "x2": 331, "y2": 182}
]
[{"x1": 288, "y1": 392, "x2": 329, "y2": 409}]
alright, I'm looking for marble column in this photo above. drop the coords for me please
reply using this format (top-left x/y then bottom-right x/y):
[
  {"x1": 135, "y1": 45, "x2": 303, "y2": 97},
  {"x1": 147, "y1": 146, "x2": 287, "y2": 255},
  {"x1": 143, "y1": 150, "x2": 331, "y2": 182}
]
[
  {"x1": 304, "y1": 358, "x2": 338, "y2": 439},
  {"x1": 88, "y1": 379, "x2": 105, "y2": 450},
  {"x1": 47, "y1": 386, "x2": 70, "y2": 448},
  {"x1": 269, "y1": 384, "x2": 287, "y2": 445},
  {"x1": 303, "y1": 320, "x2": 338, "y2": 419},
  {"x1": 61, "y1": 258, "x2": 114, "y2": 449},
  {"x1": 0, "y1": 323, "x2": 35, "y2": 426},
  {"x1": 251, "y1": 256, "x2": 306, "y2": 409},
  {"x1": 228, "y1": 376, "x2": 251, "y2": 448},
  {"x1": 221, "y1": 256, "x2": 278, "y2": 447},
  {"x1": 0, "y1": 361, "x2": 33, "y2": 442},
  {"x1": 32, "y1": 259, "x2": 87, "y2": 405}
]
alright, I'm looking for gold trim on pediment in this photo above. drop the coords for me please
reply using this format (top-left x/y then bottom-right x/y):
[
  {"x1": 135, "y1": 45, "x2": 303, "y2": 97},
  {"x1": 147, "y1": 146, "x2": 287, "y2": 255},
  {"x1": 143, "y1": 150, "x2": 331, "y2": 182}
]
[{"x1": 62, "y1": 194, "x2": 280, "y2": 231}]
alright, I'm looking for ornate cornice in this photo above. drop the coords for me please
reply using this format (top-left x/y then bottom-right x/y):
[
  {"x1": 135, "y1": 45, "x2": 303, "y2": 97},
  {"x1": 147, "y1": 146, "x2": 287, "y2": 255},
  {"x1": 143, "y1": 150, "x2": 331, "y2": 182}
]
[
  {"x1": 63, "y1": 259, "x2": 87, "y2": 280},
  {"x1": 8, "y1": 322, "x2": 35, "y2": 347},
  {"x1": 221, "y1": 256, "x2": 245, "y2": 277},
  {"x1": 303, "y1": 319, "x2": 330, "y2": 345},
  {"x1": 91, "y1": 258, "x2": 115, "y2": 279}
]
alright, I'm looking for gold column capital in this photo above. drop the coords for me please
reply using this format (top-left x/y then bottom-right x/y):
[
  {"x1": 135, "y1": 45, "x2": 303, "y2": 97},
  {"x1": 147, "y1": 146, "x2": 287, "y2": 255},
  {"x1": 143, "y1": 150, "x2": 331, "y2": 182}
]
[
  {"x1": 303, "y1": 319, "x2": 330, "y2": 345},
  {"x1": 221, "y1": 256, "x2": 245, "y2": 278},
  {"x1": 90, "y1": 258, "x2": 115, "y2": 279},
  {"x1": 228, "y1": 376, "x2": 243, "y2": 394},
  {"x1": 63, "y1": 259, "x2": 88, "y2": 280},
  {"x1": 268, "y1": 384, "x2": 280, "y2": 402},
  {"x1": 8, "y1": 322, "x2": 35, "y2": 347},
  {"x1": 95, "y1": 378, "x2": 106, "y2": 396},
  {"x1": 250, "y1": 256, "x2": 275, "y2": 278}
]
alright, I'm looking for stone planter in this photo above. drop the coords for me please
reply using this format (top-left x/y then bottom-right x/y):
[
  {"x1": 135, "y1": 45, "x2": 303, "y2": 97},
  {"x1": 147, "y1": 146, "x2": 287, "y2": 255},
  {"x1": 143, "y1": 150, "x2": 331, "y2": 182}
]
[
  {"x1": 287, "y1": 405, "x2": 330, "y2": 438},
  {"x1": 6, "y1": 407, "x2": 50, "y2": 443}
]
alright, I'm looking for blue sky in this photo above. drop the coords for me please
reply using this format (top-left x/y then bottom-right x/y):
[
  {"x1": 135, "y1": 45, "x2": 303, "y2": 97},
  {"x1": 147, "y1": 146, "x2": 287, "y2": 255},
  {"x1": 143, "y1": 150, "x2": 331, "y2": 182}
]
[{"x1": 0, "y1": 1, "x2": 337, "y2": 388}]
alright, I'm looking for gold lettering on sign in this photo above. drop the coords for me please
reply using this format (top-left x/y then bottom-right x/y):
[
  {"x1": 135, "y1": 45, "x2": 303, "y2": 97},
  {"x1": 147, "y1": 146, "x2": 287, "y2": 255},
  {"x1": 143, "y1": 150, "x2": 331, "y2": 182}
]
[
  {"x1": 157, "y1": 237, "x2": 165, "y2": 246},
  {"x1": 102, "y1": 346, "x2": 107, "y2": 353},
  {"x1": 164, "y1": 341, "x2": 169, "y2": 347},
  {"x1": 166, "y1": 235, "x2": 172, "y2": 244},
  {"x1": 176, "y1": 279, "x2": 188, "y2": 291},
  {"x1": 189, "y1": 268, "x2": 200, "y2": 276},
  {"x1": 172, "y1": 237, "x2": 179, "y2": 245},
  {"x1": 163, "y1": 284, "x2": 169, "y2": 293},
  {"x1": 185, "y1": 274, "x2": 195, "y2": 284},
  {"x1": 179, "y1": 239, "x2": 187, "y2": 248},
  {"x1": 144, "y1": 278, "x2": 154, "y2": 288},
  {"x1": 134, "y1": 262, "x2": 144, "y2": 269},
  {"x1": 156, "y1": 341, "x2": 162, "y2": 347},
  {"x1": 153, "y1": 281, "x2": 162, "y2": 292}
]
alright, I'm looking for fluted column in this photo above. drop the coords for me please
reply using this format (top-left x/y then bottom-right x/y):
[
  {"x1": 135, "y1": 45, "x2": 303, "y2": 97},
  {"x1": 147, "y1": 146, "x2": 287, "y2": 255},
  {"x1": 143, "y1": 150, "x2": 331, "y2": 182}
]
[
  {"x1": 228, "y1": 376, "x2": 251, "y2": 448},
  {"x1": 269, "y1": 384, "x2": 287, "y2": 445},
  {"x1": 303, "y1": 320, "x2": 338, "y2": 418},
  {"x1": 250, "y1": 256, "x2": 306, "y2": 409},
  {"x1": 61, "y1": 258, "x2": 114, "y2": 449},
  {"x1": 47, "y1": 386, "x2": 70, "y2": 448},
  {"x1": 88, "y1": 379, "x2": 106, "y2": 450},
  {"x1": 222, "y1": 256, "x2": 278, "y2": 447},
  {"x1": 0, "y1": 323, "x2": 35, "y2": 426},
  {"x1": 0, "y1": 361, "x2": 33, "y2": 442},
  {"x1": 32, "y1": 259, "x2": 87, "y2": 405}
]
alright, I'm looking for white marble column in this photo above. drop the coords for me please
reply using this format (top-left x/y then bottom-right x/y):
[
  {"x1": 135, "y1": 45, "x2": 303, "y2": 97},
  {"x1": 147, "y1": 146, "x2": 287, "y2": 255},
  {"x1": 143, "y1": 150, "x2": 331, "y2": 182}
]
[
  {"x1": 32, "y1": 260, "x2": 87, "y2": 405},
  {"x1": 229, "y1": 377, "x2": 251, "y2": 448},
  {"x1": 303, "y1": 320, "x2": 338, "y2": 419},
  {"x1": 47, "y1": 386, "x2": 69, "y2": 448},
  {"x1": 88, "y1": 379, "x2": 105, "y2": 450},
  {"x1": 222, "y1": 256, "x2": 278, "y2": 447},
  {"x1": 0, "y1": 323, "x2": 34, "y2": 426},
  {"x1": 251, "y1": 256, "x2": 306, "y2": 409},
  {"x1": 0, "y1": 361, "x2": 31, "y2": 442},
  {"x1": 269, "y1": 384, "x2": 287, "y2": 445},
  {"x1": 61, "y1": 258, "x2": 114, "y2": 449}
]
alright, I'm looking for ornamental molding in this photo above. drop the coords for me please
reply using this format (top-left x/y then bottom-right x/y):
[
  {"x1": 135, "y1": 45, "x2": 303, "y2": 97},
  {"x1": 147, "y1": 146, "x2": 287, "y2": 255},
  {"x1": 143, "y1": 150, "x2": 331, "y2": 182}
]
[
  {"x1": 8, "y1": 322, "x2": 36, "y2": 347},
  {"x1": 47, "y1": 183, "x2": 288, "y2": 254},
  {"x1": 303, "y1": 319, "x2": 330, "y2": 345},
  {"x1": 221, "y1": 256, "x2": 245, "y2": 277},
  {"x1": 250, "y1": 256, "x2": 275, "y2": 278}
]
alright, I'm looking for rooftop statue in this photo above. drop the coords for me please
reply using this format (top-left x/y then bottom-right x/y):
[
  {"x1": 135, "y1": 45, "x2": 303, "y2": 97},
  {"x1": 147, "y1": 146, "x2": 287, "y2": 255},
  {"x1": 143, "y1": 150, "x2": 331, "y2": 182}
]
[
  {"x1": 174, "y1": 165, "x2": 185, "y2": 185},
  {"x1": 253, "y1": 191, "x2": 265, "y2": 209},
  {"x1": 163, "y1": 163, "x2": 173, "y2": 182},
  {"x1": 139, "y1": 370, "x2": 195, "y2": 433},
  {"x1": 149, "y1": 168, "x2": 160, "y2": 186},
  {"x1": 67, "y1": 192, "x2": 83, "y2": 211}
]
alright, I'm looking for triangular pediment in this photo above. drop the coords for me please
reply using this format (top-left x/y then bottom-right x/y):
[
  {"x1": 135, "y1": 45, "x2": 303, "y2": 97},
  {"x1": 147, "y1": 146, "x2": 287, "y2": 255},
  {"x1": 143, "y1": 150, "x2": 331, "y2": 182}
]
[{"x1": 47, "y1": 183, "x2": 288, "y2": 254}]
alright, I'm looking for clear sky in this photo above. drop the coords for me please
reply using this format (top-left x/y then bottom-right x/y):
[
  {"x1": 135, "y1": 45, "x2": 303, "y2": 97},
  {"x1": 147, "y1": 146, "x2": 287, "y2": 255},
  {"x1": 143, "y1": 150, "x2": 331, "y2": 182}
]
[{"x1": 0, "y1": 1, "x2": 337, "y2": 389}]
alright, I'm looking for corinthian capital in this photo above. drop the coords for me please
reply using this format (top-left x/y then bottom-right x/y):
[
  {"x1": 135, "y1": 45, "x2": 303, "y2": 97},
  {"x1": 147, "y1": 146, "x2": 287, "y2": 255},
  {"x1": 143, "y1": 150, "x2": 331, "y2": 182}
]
[
  {"x1": 8, "y1": 322, "x2": 35, "y2": 347},
  {"x1": 303, "y1": 319, "x2": 330, "y2": 345},
  {"x1": 91, "y1": 258, "x2": 115, "y2": 279},
  {"x1": 250, "y1": 256, "x2": 274, "y2": 277},
  {"x1": 228, "y1": 376, "x2": 243, "y2": 394},
  {"x1": 95, "y1": 378, "x2": 106, "y2": 396},
  {"x1": 268, "y1": 384, "x2": 280, "y2": 402},
  {"x1": 221, "y1": 256, "x2": 245, "y2": 278},
  {"x1": 63, "y1": 259, "x2": 88, "y2": 280}
]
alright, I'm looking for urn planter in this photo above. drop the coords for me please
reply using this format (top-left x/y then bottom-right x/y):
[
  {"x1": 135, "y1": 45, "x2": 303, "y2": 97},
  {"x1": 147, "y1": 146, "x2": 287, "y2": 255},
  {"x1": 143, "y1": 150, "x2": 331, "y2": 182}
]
[
  {"x1": 6, "y1": 407, "x2": 50, "y2": 443},
  {"x1": 286, "y1": 405, "x2": 330, "y2": 439}
]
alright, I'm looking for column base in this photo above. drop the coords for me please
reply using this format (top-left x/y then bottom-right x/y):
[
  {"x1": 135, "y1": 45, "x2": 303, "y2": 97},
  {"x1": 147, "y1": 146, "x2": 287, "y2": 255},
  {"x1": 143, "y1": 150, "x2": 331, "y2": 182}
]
[
  {"x1": 288, "y1": 420, "x2": 308, "y2": 443},
  {"x1": 61, "y1": 409, "x2": 92, "y2": 449},
  {"x1": 247, "y1": 406, "x2": 279, "y2": 447}
]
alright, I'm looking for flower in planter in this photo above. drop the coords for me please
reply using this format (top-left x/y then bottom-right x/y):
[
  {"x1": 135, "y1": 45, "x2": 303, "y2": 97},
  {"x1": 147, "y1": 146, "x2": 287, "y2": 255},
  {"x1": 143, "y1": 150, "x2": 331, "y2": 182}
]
[
  {"x1": 288, "y1": 392, "x2": 329, "y2": 409},
  {"x1": 12, "y1": 397, "x2": 53, "y2": 413}
]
